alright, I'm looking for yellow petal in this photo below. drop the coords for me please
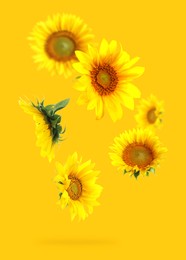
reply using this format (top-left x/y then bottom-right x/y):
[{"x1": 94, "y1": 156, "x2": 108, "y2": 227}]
[
  {"x1": 73, "y1": 62, "x2": 89, "y2": 74},
  {"x1": 124, "y1": 66, "x2": 145, "y2": 80},
  {"x1": 74, "y1": 81, "x2": 87, "y2": 92},
  {"x1": 104, "y1": 96, "x2": 123, "y2": 122},
  {"x1": 123, "y1": 57, "x2": 140, "y2": 70},
  {"x1": 122, "y1": 83, "x2": 141, "y2": 98},
  {"x1": 77, "y1": 93, "x2": 88, "y2": 105},
  {"x1": 115, "y1": 91, "x2": 134, "y2": 110},
  {"x1": 75, "y1": 50, "x2": 91, "y2": 65},
  {"x1": 95, "y1": 96, "x2": 104, "y2": 119},
  {"x1": 99, "y1": 39, "x2": 109, "y2": 59},
  {"x1": 109, "y1": 40, "x2": 117, "y2": 54},
  {"x1": 87, "y1": 98, "x2": 97, "y2": 110},
  {"x1": 56, "y1": 162, "x2": 65, "y2": 175}
]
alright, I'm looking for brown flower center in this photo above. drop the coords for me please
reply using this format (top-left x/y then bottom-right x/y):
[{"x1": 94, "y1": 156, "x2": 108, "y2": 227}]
[
  {"x1": 90, "y1": 64, "x2": 118, "y2": 96},
  {"x1": 45, "y1": 31, "x2": 76, "y2": 61},
  {"x1": 122, "y1": 143, "x2": 154, "y2": 168},
  {"x1": 147, "y1": 107, "x2": 157, "y2": 124},
  {"x1": 67, "y1": 175, "x2": 82, "y2": 200}
]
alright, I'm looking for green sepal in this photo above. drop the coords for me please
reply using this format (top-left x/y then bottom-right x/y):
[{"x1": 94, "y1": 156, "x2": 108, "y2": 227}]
[
  {"x1": 133, "y1": 170, "x2": 140, "y2": 179},
  {"x1": 61, "y1": 127, "x2": 66, "y2": 134},
  {"x1": 52, "y1": 98, "x2": 70, "y2": 113},
  {"x1": 43, "y1": 105, "x2": 55, "y2": 116},
  {"x1": 33, "y1": 98, "x2": 69, "y2": 143},
  {"x1": 52, "y1": 125, "x2": 63, "y2": 143},
  {"x1": 149, "y1": 167, "x2": 155, "y2": 173},
  {"x1": 146, "y1": 167, "x2": 155, "y2": 177},
  {"x1": 50, "y1": 114, "x2": 61, "y2": 128},
  {"x1": 123, "y1": 169, "x2": 128, "y2": 175}
]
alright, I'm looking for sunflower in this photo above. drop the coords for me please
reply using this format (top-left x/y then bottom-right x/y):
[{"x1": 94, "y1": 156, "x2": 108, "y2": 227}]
[
  {"x1": 19, "y1": 97, "x2": 69, "y2": 162},
  {"x1": 73, "y1": 39, "x2": 145, "y2": 122},
  {"x1": 109, "y1": 128, "x2": 167, "y2": 178},
  {"x1": 28, "y1": 13, "x2": 94, "y2": 77},
  {"x1": 135, "y1": 95, "x2": 164, "y2": 129},
  {"x1": 54, "y1": 153, "x2": 103, "y2": 220}
]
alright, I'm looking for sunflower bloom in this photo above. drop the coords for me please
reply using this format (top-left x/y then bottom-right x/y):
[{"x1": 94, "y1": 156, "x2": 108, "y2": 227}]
[
  {"x1": 54, "y1": 153, "x2": 103, "y2": 220},
  {"x1": 73, "y1": 39, "x2": 145, "y2": 122},
  {"x1": 135, "y1": 95, "x2": 164, "y2": 129},
  {"x1": 109, "y1": 128, "x2": 167, "y2": 178},
  {"x1": 19, "y1": 98, "x2": 69, "y2": 162},
  {"x1": 28, "y1": 13, "x2": 94, "y2": 77}
]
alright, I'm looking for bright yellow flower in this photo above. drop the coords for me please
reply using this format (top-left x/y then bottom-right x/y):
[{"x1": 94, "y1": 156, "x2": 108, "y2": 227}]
[
  {"x1": 54, "y1": 153, "x2": 103, "y2": 221},
  {"x1": 19, "y1": 98, "x2": 69, "y2": 162},
  {"x1": 28, "y1": 13, "x2": 94, "y2": 77},
  {"x1": 135, "y1": 95, "x2": 164, "y2": 129},
  {"x1": 109, "y1": 128, "x2": 167, "y2": 178},
  {"x1": 73, "y1": 39, "x2": 144, "y2": 122}
]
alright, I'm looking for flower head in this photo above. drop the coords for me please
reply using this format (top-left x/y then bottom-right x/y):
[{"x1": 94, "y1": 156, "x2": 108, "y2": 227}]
[
  {"x1": 135, "y1": 95, "x2": 164, "y2": 129},
  {"x1": 28, "y1": 13, "x2": 94, "y2": 77},
  {"x1": 54, "y1": 153, "x2": 103, "y2": 220},
  {"x1": 109, "y1": 128, "x2": 167, "y2": 178},
  {"x1": 19, "y1": 98, "x2": 69, "y2": 162},
  {"x1": 73, "y1": 39, "x2": 144, "y2": 121}
]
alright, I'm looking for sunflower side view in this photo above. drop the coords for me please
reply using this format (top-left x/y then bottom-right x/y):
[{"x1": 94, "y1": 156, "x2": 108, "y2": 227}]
[
  {"x1": 54, "y1": 152, "x2": 103, "y2": 221},
  {"x1": 28, "y1": 13, "x2": 94, "y2": 77},
  {"x1": 135, "y1": 95, "x2": 164, "y2": 130},
  {"x1": 109, "y1": 128, "x2": 167, "y2": 178},
  {"x1": 73, "y1": 39, "x2": 145, "y2": 122},
  {"x1": 19, "y1": 97, "x2": 70, "y2": 162}
]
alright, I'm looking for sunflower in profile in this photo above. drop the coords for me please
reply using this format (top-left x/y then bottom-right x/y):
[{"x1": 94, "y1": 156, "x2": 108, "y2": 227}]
[
  {"x1": 19, "y1": 97, "x2": 69, "y2": 162},
  {"x1": 135, "y1": 95, "x2": 164, "y2": 129},
  {"x1": 73, "y1": 39, "x2": 144, "y2": 122},
  {"x1": 109, "y1": 128, "x2": 167, "y2": 178},
  {"x1": 54, "y1": 153, "x2": 103, "y2": 221},
  {"x1": 28, "y1": 13, "x2": 94, "y2": 77}
]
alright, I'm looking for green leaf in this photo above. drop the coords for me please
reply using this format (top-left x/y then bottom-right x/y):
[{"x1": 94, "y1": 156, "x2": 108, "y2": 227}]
[{"x1": 53, "y1": 98, "x2": 70, "y2": 113}]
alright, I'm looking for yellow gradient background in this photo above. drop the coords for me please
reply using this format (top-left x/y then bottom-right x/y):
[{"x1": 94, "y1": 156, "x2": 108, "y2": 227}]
[{"x1": 1, "y1": 0, "x2": 185, "y2": 259}]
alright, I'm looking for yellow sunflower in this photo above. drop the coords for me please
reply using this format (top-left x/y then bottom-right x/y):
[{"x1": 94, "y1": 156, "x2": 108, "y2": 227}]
[
  {"x1": 28, "y1": 13, "x2": 94, "y2": 77},
  {"x1": 109, "y1": 128, "x2": 167, "y2": 178},
  {"x1": 19, "y1": 97, "x2": 69, "y2": 162},
  {"x1": 54, "y1": 153, "x2": 103, "y2": 221},
  {"x1": 135, "y1": 95, "x2": 164, "y2": 129},
  {"x1": 73, "y1": 39, "x2": 145, "y2": 122}
]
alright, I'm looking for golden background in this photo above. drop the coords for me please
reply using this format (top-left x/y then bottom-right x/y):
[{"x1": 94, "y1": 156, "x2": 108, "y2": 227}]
[{"x1": 1, "y1": 0, "x2": 185, "y2": 259}]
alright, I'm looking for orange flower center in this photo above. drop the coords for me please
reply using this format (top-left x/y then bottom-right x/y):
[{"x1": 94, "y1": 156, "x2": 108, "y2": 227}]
[
  {"x1": 45, "y1": 31, "x2": 76, "y2": 61},
  {"x1": 90, "y1": 64, "x2": 118, "y2": 96},
  {"x1": 67, "y1": 175, "x2": 82, "y2": 200},
  {"x1": 122, "y1": 143, "x2": 154, "y2": 168},
  {"x1": 147, "y1": 107, "x2": 157, "y2": 124}
]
